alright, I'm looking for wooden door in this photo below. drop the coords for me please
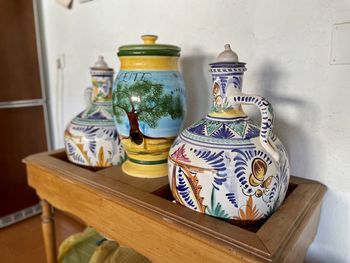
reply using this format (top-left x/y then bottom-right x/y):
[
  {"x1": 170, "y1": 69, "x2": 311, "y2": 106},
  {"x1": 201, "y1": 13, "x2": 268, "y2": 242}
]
[
  {"x1": 0, "y1": 0, "x2": 49, "y2": 225},
  {"x1": 0, "y1": 0, "x2": 42, "y2": 102}
]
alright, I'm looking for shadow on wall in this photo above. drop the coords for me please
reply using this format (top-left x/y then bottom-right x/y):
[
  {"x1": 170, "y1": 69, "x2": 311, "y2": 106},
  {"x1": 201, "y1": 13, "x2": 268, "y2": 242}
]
[
  {"x1": 254, "y1": 60, "x2": 323, "y2": 180},
  {"x1": 180, "y1": 52, "x2": 215, "y2": 127},
  {"x1": 305, "y1": 189, "x2": 350, "y2": 262}
]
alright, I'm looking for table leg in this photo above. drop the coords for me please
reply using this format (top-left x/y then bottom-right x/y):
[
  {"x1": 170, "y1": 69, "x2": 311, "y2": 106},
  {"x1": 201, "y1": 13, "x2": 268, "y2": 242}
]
[{"x1": 41, "y1": 199, "x2": 57, "y2": 263}]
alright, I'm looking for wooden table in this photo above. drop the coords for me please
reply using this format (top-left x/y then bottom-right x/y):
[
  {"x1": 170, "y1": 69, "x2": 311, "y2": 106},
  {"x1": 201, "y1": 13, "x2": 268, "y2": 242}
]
[{"x1": 24, "y1": 150, "x2": 326, "y2": 263}]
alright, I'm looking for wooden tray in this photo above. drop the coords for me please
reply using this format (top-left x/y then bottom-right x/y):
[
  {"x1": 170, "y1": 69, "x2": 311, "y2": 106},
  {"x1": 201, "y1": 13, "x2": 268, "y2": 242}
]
[{"x1": 24, "y1": 150, "x2": 326, "y2": 263}]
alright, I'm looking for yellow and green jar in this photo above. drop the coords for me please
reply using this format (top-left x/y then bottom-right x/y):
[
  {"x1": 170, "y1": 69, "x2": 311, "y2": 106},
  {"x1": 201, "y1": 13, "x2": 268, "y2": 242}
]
[{"x1": 112, "y1": 35, "x2": 186, "y2": 178}]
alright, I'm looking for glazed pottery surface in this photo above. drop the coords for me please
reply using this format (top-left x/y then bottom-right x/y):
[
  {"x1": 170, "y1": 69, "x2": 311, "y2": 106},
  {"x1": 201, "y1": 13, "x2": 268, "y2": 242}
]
[
  {"x1": 112, "y1": 35, "x2": 186, "y2": 178},
  {"x1": 65, "y1": 56, "x2": 125, "y2": 167},
  {"x1": 168, "y1": 45, "x2": 290, "y2": 223}
]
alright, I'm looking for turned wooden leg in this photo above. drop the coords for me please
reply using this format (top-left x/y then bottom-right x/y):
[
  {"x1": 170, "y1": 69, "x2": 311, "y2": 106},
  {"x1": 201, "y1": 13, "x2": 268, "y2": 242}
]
[{"x1": 41, "y1": 199, "x2": 57, "y2": 263}]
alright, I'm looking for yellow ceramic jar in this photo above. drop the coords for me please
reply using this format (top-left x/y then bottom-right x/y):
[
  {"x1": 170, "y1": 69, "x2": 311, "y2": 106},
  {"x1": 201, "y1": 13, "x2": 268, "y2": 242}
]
[{"x1": 112, "y1": 35, "x2": 186, "y2": 178}]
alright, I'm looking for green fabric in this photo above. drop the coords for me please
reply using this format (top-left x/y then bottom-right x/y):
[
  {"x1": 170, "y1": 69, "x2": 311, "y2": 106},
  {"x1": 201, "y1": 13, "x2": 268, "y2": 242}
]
[
  {"x1": 58, "y1": 227, "x2": 103, "y2": 263},
  {"x1": 58, "y1": 228, "x2": 151, "y2": 263},
  {"x1": 90, "y1": 241, "x2": 151, "y2": 263}
]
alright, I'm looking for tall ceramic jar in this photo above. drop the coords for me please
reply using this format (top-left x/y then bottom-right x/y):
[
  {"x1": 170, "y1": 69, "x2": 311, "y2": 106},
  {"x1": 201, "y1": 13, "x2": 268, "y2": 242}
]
[
  {"x1": 113, "y1": 35, "x2": 186, "y2": 178},
  {"x1": 168, "y1": 45, "x2": 290, "y2": 223},
  {"x1": 65, "y1": 56, "x2": 125, "y2": 167}
]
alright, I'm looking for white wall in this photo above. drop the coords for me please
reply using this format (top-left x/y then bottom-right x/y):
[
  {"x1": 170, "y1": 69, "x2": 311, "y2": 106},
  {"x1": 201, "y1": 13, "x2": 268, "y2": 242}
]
[{"x1": 39, "y1": 0, "x2": 350, "y2": 262}]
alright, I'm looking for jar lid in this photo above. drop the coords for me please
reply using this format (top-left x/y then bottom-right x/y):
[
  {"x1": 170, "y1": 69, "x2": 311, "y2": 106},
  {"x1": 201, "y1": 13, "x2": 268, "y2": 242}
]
[
  {"x1": 210, "y1": 44, "x2": 246, "y2": 67},
  {"x1": 217, "y1": 44, "x2": 239, "y2": 62},
  {"x1": 118, "y1": 35, "x2": 181, "y2": 57},
  {"x1": 90, "y1": 56, "x2": 113, "y2": 75}
]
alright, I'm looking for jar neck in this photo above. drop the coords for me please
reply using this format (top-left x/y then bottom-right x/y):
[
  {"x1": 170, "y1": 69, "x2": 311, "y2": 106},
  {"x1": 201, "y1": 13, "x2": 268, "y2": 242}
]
[
  {"x1": 208, "y1": 63, "x2": 247, "y2": 117},
  {"x1": 119, "y1": 56, "x2": 179, "y2": 71},
  {"x1": 91, "y1": 74, "x2": 113, "y2": 103}
]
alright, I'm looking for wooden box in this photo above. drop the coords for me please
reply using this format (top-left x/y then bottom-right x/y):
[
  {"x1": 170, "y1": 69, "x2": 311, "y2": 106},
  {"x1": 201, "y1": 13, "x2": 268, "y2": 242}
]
[{"x1": 24, "y1": 150, "x2": 326, "y2": 263}]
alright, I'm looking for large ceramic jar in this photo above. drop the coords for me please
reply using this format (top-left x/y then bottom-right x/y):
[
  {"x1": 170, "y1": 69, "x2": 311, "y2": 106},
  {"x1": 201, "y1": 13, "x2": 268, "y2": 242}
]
[
  {"x1": 65, "y1": 56, "x2": 125, "y2": 167},
  {"x1": 113, "y1": 35, "x2": 186, "y2": 178},
  {"x1": 168, "y1": 45, "x2": 290, "y2": 223}
]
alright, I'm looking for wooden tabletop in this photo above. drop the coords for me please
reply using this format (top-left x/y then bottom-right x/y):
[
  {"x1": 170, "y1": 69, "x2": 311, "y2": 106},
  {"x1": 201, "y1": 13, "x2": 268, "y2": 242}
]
[{"x1": 24, "y1": 150, "x2": 326, "y2": 263}]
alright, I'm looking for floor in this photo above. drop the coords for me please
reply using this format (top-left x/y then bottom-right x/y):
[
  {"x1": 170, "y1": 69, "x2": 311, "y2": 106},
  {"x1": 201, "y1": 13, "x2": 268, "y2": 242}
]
[{"x1": 0, "y1": 210, "x2": 85, "y2": 263}]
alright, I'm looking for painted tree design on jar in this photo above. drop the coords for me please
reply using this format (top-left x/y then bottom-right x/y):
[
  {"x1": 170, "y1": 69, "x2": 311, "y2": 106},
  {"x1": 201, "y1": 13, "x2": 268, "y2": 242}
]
[{"x1": 113, "y1": 79, "x2": 183, "y2": 145}]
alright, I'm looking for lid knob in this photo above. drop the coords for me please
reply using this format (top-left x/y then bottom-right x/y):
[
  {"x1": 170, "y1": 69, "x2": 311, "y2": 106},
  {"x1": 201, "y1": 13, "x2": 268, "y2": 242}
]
[
  {"x1": 90, "y1": 56, "x2": 113, "y2": 74},
  {"x1": 142, "y1": 35, "x2": 158, "y2": 45},
  {"x1": 92, "y1": 56, "x2": 109, "y2": 69},
  {"x1": 217, "y1": 44, "x2": 239, "y2": 62}
]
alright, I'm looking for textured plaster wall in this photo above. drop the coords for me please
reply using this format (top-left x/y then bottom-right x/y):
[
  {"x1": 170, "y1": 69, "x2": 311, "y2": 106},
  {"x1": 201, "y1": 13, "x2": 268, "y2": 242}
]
[{"x1": 39, "y1": 0, "x2": 350, "y2": 262}]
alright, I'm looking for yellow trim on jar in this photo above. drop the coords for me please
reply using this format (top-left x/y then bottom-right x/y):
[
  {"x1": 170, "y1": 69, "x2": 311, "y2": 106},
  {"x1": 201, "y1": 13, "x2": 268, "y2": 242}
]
[
  {"x1": 120, "y1": 56, "x2": 178, "y2": 70},
  {"x1": 208, "y1": 107, "x2": 246, "y2": 118}
]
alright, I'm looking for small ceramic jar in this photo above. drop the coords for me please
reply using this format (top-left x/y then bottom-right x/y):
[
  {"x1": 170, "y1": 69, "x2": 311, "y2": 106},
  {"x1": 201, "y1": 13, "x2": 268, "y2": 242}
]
[
  {"x1": 64, "y1": 56, "x2": 125, "y2": 167},
  {"x1": 112, "y1": 35, "x2": 186, "y2": 178}
]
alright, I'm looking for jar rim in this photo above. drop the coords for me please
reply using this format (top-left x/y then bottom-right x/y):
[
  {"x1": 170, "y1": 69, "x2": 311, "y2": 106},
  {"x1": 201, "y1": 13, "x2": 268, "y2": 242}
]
[
  {"x1": 118, "y1": 45, "x2": 181, "y2": 57},
  {"x1": 209, "y1": 62, "x2": 246, "y2": 66}
]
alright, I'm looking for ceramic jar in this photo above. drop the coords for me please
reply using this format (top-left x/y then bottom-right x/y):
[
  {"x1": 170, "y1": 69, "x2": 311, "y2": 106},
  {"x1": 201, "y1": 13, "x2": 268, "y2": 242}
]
[
  {"x1": 168, "y1": 45, "x2": 290, "y2": 223},
  {"x1": 112, "y1": 35, "x2": 186, "y2": 178},
  {"x1": 64, "y1": 56, "x2": 125, "y2": 167}
]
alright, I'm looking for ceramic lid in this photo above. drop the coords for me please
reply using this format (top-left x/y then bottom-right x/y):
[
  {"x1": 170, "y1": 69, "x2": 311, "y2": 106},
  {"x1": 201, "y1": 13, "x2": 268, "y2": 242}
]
[
  {"x1": 210, "y1": 44, "x2": 246, "y2": 66},
  {"x1": 90, "y1": 56, "x2": 113, "y2": 74},
  {"x1": 217, "y1": 44, "x2": 239, "y2": 62},
  {"x1": 118, "y1": 35, "x2": 181, "y2": 57}
]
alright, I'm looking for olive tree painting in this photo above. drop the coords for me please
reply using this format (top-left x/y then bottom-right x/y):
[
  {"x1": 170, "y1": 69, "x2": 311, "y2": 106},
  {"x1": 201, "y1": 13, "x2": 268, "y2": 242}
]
[{"x1": 113, "y1": 79, "x2": 184, "y2": 145}]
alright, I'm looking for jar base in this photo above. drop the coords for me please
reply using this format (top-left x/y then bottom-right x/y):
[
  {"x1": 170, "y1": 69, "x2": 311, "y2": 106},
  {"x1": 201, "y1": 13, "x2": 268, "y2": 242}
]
[{"x1": 122, "y1": 160, "x2": 167, "y2": 178}]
